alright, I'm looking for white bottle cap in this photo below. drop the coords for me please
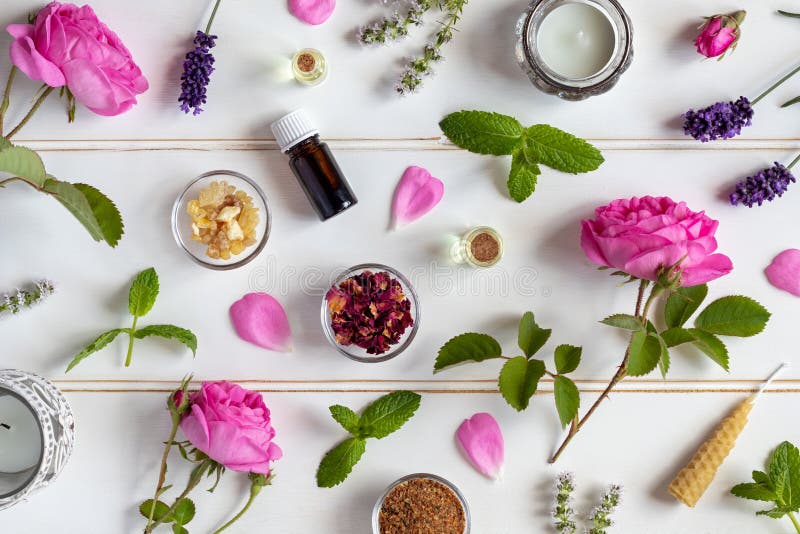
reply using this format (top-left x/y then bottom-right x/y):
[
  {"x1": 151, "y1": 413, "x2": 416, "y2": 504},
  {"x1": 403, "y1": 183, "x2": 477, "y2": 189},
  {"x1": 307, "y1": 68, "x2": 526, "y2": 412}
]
[{"x1": 270, "y1": 109, "x2": 319, "y2": 152}]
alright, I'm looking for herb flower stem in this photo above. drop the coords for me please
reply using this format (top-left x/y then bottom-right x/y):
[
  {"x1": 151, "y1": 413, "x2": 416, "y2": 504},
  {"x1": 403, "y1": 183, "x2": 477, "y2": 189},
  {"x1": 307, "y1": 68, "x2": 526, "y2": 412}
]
[
  {"x1": 752, "y1": 63, "x2": 800, "y2": 105},
  {"x1": 144, "y1": 414, "x2": 181, "y2": 531},
  {"x1": 212, "y1": 477, "x2": 263, "y2": 533},
  {"x1": 125, "y1": 315, "x2": 139, "y2": 367},
  {"x1": 5, "y1": 86, "x2": 55, "y2": 140},
  {"x1": 0, "y1": 66, "x2": 17, "y2": 135},
  {"x1": 146, "y1": 459, "x2": 213, "y2": 533},
  {"x1": 789, "y1": 512, "x2": 800, "y2": 534}
]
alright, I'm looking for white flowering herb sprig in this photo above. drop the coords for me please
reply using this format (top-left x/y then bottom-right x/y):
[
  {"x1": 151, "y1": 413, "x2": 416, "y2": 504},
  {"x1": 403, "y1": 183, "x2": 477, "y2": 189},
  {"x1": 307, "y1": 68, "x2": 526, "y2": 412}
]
[
  {"x1": 357, "y1": 0, "x2": 469, "y2": 95},
  {"x1": 553, "y1": 474, "x2": 622, "y2": 534},
  {"x1": 0, "y1": 279, "x2": 54, "y2": 316}
]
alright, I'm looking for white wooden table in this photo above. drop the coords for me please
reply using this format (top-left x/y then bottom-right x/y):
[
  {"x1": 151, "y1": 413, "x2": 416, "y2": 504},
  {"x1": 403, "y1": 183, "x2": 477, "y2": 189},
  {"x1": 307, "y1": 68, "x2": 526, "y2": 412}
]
[{"x1": 2, "y1": 0, "x2": 800, "y2": 532}]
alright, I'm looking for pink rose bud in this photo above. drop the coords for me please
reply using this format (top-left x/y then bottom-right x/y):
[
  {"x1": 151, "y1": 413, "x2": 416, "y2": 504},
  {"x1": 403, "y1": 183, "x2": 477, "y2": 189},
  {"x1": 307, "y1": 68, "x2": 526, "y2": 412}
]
[{"x1": 694, "y1": 11, "x2": 746, "y2": 60}]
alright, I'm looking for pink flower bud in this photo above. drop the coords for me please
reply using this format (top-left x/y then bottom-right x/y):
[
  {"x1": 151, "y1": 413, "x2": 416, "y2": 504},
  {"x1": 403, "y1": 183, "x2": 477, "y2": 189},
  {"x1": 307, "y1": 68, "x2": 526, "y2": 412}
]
[{"x1": 694, "y1": 11, "x2": 746, "y2": 60}]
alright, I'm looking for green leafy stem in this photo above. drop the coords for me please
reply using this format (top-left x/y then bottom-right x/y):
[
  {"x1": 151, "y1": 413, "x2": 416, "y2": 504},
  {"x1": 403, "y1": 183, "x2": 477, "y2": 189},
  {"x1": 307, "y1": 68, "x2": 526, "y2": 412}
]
[
  {"x1": 316, "y1": 391, "x2": 422, "y2": 488},
  {"x1": 66, "y1": 268, "x2": 197, "y2": 372},
  {"x1": 439, "y1": 110, "x2": 604, "y2": 202},
  {"x1": 0, "y1": 67, "x2": 124, "y2": 247},
  {"x1": 435, "y1": 312, "x2": 583, "y2": 428}
]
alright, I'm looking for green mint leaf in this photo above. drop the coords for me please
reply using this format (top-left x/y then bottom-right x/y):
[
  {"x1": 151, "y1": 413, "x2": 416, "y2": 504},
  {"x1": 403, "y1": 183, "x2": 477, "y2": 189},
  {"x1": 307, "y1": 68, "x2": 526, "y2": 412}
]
[
  {"x1": 134, "y1": 324, "x2": 197, "y2": 356},
  {"x1": 129, "y1": 268, "x2": 160, "y2": 317},
  {"x1": 661, "y1": 327, "x2": 695, "y2": 347},
  {"x1": 665, "y1": 284, "x2": 708, "y2": 328},
  {"x1": 517, "y1": 311, "x2": 551, "y2": 358},
  {"x1": 72, "y1": 183, "x2": 124, "y2": 247},
  {"x1": 600, "y1": 314, "x2": 644, "y2": 331},
  {"x1": 66, "y1": 328, "x2": 128, "y2": 372},
  {"x1": 655, "y1": 334, "x2": 670, "y2": 378},
  {"x1": 626, "y1": 331, "x2": 662, "y2": 376},
  {"x1": 499, "y1": 357, "x2": 545, "y2": 411},
  {"x1": 435, "y1": 333, "x2": 503, "y2": 371},
  {"x1": 139, "y1": 500, "x2": 173, "y2": 523},
  {"x1": 769, "y1": 441, "x2": 800, "y2": 510},
  {"x1": 316, "y1": 437, "x2": 366, "y2": 488},
  {"x1": 553, "y1": 375, "x2": 580, "y2": 429},
  {"x1": 171, "y1": 498, "x2": 196, "y2": 526},
  {"x1": 731, "y1": 483, "x2": 778, "y2": 503},
  {"x1": 329, "y1": 405, "x2": 361, "y2": 436},
  {"x1": 507, "y1": 148, "x2": 539, "y2": 202},
  {"x1": 172, "y1": 525, "x2": 188, "y2": 534},
  {"x1": 687, "y1": 328, "x2": 729, "y2": 371},
  {"x1": 439, "y1": 110, "x2": 524, "y2": 156},
  {"x1": 0, "y1": 141, "x2": 47, "y2": 187},
  {"x1": 43, "y1": 177, "x2": 107, "y2": 243},
  {"x1": 753, "y1": 470, "x2": 772, "y2": 486},
  {"x1": 524, "y1": 124, "x2": 604, "y2": 174},
  {"x1": 694, "y1": 296, "x2": 771, "y2": 337},
  {"x1": 756, "y1": 507, "x2": 789, "y2": 519},
  {"x1": 359, "y1": 391, "x2": 421, "y2": 439},
  {"x1": 554, "y1": 344, "x2": 582, "y2": 374}
]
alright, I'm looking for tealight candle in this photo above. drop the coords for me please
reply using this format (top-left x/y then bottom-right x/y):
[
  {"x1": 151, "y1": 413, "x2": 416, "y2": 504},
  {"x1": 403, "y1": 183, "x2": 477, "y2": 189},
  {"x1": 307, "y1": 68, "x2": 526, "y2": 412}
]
[
  {"x1": 0, "y1": 370, "x2": 74, "y2": 510},
  {"x1": 516, "y1": 0, "x2": 633, "y2": 100}
]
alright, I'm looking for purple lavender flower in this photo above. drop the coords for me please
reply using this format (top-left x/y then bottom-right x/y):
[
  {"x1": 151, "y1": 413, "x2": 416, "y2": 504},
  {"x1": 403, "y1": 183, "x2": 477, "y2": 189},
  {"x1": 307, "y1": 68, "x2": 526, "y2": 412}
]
[
  {"x1": 683, "y1": 96, "x2": 753, "y2": 142},
  {"x1": 178, "y1": 31, "x2": 217, "y2": 115},
  {"x1": 730, "y1": 162, "x2": 796, "y2": 207}
]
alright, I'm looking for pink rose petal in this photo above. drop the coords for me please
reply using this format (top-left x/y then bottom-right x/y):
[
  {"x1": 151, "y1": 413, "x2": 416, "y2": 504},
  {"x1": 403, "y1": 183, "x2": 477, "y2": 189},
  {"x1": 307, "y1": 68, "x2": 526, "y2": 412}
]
[
  {"x1": 765, "y1": 249, "x2": 800, "y2": 297},
  {"x1": 230, "y1": 293, "x2": 293, "y2": 352},
  {"x1": 391, "y1": 165, "x2": 444, "y2": 229},
  {"x1": 289, "y1": 0, "x2": 336, "y2": 25},
  {"x1": 456, "y1": 412, "x2": 504, "y2": 480}
]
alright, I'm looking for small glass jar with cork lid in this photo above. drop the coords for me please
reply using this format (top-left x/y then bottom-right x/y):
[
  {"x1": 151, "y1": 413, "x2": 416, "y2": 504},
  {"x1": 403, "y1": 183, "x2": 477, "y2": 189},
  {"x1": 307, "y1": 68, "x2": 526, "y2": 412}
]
[
  {"x1": 452, "y1": 226, "x2": 503, "y2": 267},
  {"x1": 292, "y1": 48, "x2": 328, "y2": 86}
]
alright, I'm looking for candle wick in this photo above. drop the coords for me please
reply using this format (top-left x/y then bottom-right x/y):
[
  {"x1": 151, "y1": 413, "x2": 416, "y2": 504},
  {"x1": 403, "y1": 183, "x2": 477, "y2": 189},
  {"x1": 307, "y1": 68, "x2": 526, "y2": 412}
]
[{"x1": 0, "y1": 423, "x2": 10, "y2": 430}]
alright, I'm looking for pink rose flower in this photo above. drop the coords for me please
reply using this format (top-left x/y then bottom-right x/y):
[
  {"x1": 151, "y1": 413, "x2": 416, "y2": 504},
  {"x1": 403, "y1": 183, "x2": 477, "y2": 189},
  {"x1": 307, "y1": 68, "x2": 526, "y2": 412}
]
[
  {"x1": 180, "y1": 381, "x2": 282, "y2": 474},
  {"x1": 694, "y1": 11, "x2": 745, "y2": 59},
  {"x1": 6, "y1": 2, "x2": 148, "y2": 116},
  {"x1": 581, "y1": 196, "x2": 733, "y2": 286}
]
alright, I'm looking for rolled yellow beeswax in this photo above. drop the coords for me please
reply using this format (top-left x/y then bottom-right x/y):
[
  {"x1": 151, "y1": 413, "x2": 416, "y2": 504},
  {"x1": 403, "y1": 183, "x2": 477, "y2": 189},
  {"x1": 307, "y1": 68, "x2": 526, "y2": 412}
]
[{"x1": 668, "y1": 396, "x2": 754, "y2": 507}]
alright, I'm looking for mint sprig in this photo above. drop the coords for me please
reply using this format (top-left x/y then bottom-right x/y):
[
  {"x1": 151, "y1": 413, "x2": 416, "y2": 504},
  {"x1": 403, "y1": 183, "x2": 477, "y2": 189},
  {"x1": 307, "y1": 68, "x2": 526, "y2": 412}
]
[
  {"x1": 439, "y1": 110, "x2": 604, "y2": 202},
  {"x1": 435, "y1": 311, "x2": 582, "y2": 426},
  {"x1": 316, "y1": 391, "x2": 422, "y2": 488},
  {"x1": 732, "y1": 441, "x2": 800, "y2": 532},
  {"x1": 66, "y1": 268, "x2": 197, "y2": 372}
]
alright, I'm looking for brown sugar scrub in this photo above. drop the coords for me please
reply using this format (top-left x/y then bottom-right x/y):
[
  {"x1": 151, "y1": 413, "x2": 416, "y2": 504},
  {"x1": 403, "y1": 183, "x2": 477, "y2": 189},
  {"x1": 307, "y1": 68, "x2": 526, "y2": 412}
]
[
  {"x1": 461, "y1": 226, "x2": 503, "y2": 267},
  {"x1": 377, "y1": 475, "x2": 469, "y2": 534}
]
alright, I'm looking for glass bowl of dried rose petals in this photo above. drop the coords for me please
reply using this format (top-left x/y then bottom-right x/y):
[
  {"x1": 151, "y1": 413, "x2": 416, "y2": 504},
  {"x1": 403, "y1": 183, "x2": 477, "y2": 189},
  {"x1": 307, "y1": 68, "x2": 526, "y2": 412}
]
[
  {"x1": 321, "y1": 264, "x2": 420, "y2": 363},
  {"x1": 172, "y1": 170, "x2": 270, "y2": 270}
]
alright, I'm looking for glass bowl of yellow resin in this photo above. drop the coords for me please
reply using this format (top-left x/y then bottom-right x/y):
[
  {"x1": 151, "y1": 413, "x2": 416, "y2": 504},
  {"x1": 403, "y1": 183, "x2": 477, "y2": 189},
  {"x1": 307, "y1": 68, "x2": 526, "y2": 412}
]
[{"x1": 172, "y1": 170, "x2": 270, "y2": 270}]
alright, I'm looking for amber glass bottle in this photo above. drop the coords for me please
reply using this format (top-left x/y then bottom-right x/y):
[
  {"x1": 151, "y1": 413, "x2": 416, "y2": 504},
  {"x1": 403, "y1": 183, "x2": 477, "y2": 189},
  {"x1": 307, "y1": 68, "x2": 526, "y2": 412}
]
[{"x1": 271, "y1": 109, "x2": 357, "y2": 221}]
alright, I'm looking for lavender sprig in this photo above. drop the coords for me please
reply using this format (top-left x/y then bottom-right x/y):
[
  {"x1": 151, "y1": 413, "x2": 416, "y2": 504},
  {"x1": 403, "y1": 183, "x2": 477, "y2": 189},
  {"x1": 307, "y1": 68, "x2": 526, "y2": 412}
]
[
  {"x1": 0, "y1": 280, "x2": 54, "y2": 315},
  {"x1": 682, "y1": 96, "x2": 753, "y2": 142},
  {"x1": 553, "y1": 472, "x2": 577, "y2": 534},
  {"x1": 178, "y1": 31, "x2": 217, "y2": 115},
  {"x1": 730, "y1": 161, "x2": 796, "y2": 207},
  {"x1": 587, "y1": 484, "x2": 622, "y2": 534}
]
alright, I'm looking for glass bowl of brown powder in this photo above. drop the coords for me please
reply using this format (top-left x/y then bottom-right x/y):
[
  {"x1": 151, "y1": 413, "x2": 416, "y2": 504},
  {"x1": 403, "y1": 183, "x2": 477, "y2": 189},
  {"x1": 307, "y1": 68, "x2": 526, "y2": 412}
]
[{"x1": 372, "y1": 473, "x2": 470, "y2": 534}]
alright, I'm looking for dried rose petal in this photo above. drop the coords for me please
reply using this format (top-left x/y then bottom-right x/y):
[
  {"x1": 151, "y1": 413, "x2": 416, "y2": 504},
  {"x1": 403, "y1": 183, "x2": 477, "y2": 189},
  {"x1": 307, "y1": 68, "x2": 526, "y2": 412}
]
[{"x1": 326, "y1": 270, "x2": 413, "y2": 355}]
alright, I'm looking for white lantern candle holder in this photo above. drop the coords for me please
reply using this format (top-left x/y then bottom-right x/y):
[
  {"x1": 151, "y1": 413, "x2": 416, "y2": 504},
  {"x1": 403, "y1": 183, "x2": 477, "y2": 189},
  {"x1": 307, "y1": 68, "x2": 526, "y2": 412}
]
[{"x1": 0, "y1": 369, "x2": 74, "y2": 511}]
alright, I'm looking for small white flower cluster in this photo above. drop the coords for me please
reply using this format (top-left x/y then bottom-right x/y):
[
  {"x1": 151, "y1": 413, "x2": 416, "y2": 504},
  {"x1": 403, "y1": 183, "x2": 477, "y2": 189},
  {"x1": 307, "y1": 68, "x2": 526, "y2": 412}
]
[
  {"x1": 0, "y1": 279, "x2": 55, "y2": 315},
  {"x1": 553, "y1": 474, "x2": 622, "y2": 534},
  {"x1": 587, "y1": 484, "x2": 622, "y2": 534}
]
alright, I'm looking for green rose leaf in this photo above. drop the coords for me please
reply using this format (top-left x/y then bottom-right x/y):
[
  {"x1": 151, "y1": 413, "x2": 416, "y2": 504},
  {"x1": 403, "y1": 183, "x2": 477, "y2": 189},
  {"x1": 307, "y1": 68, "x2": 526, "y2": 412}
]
[
  {"x1": 687, "y1": 328, "x2": 729, "y2": 371},
  {"x1": 507, "y1": 148, "x2": 540, "y2": 202},
  {"x1": 129, "y1": 268, "x2": 160, "y2": 317},
  {"x1": 626, "y1": 331, "x2": 662, "y2": 376},
  {"x1": 359, "y1": 390, "x2": 421, "y2": 439},
  {"x1": 329, "y1": 405, "x2": 361, "y2": 436},
  {"x1": 134, "y1": 325, "x2": 198, "y2": 356},
  {"x1": 316, "y1": 437, "x2": 367, "y2": 488},
  {"x1": 694, "y1": 296, "x2": 771, "y2": 337},
  {"x1": 524, "y1": 124, "x2": 604, "y2": 174},
  {"x1": 434, "y1": 333, "x2": 503, "y2": 371},
  {"x1": 553, "y1": 375, "x2": 580, "y2": 429},
  {"x1": 731, "y1": 482, "x2": 778, "y2": 503},
  {"x1": 66, "y1": 328, "x2": 129, "y2": 372},
  {"x1": 600, "y1": 314, "x2": 644, "y2": 331},
  {"x1": 655, "y1": 334, "x2": 670, "y2": 378},
  {"x1": 72, "y1": 183, "x2": 124, "y2": 247},
  {"x1": 554, "y1": 344, "x2": 582, "y2": 374},
  {"x1": 499, "y1": 357, "x2": 545, "y2": 411},
  {"x1": 43, "y1": 177, "x2": 107, "y2": 243},
  {"x1": 172, "y1": 525, "x2": 188, "y2": 534},
  {"x1": 517, "y1": 311, "x2": 551, "y2": 358},
  {"x1": 439, "y1": 110, "x2": 524, "y2": 156},
  {"x1": 0, "y1": 141, "x2": 47, "y2": 187},
  {"x1": 665, "y1": 284, "x2": 708, "y2": 328},
  {"x1": 171, "y1": 498, "x2": 196, "y2": 526},
  {"x1": 661, "y1": 327, "x2": 695, "y2": 347},
  {"x1": 139, "y1": 500, "x2": 173, "y2": 523},
  {"x1": 769, "y1": 441, "x2": 800, "y2": 510}
]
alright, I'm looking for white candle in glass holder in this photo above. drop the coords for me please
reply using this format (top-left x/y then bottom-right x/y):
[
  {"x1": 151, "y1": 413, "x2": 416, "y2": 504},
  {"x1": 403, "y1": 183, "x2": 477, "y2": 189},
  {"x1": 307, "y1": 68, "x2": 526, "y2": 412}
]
[
  {"x1": 0, "y1": 392, "x2": 42, "y2": 475},
  {"x1": 536, "y1": 1, "x2": 617, "y2": 80}
]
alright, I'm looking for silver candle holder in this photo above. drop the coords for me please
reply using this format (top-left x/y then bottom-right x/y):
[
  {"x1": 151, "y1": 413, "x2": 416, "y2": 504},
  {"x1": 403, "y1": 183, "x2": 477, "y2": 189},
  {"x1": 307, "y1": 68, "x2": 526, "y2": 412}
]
[
  {"x1": 515, "y1": 0, "x2": 633, "y2": 100},
  {"x1": 0, "y1": 369, "x2": 74, "y2": 511}
]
